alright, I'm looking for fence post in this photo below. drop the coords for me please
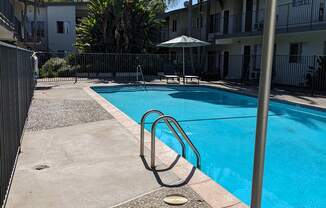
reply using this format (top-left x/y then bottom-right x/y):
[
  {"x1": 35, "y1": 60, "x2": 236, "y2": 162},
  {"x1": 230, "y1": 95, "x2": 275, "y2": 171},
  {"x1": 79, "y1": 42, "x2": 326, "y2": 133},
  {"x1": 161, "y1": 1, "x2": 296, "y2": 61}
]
[
  {"x1": 74, "y1": 53, "x2": 78, "y2": 84},
  {"x1": 311, "y1": 55, "x2": 316, "y2": 96}
]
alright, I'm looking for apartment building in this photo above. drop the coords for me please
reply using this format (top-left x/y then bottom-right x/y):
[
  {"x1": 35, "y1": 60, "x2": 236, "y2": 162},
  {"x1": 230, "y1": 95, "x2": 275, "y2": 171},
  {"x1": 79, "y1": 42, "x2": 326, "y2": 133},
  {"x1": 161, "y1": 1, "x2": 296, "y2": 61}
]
[
  {"x1": 163, "y1": 0, "x2": 326, "y2": 86},
  {"x1": 24, "y1": 1, "x2": 88, "y2": 52},
  {"x1": 0, "y1": 0, "x2": 26, "y2": 42},
  {"x1": 0, "y1": 0, "x2": 88, "y2": 52}
]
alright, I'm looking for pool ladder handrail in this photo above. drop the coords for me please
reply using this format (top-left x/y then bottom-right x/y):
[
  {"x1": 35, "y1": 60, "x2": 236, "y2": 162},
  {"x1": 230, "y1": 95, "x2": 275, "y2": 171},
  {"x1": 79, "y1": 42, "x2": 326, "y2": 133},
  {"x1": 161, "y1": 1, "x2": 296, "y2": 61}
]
[
  {"x1": 136, "y1": 65, "x2": 146, "y2": 86},
  {"x1": 140, "y1": 110, "x2": 186, "y2": 158},
  {"x1": 140, "y1": 110, "x2": 201, "y2": 169}
]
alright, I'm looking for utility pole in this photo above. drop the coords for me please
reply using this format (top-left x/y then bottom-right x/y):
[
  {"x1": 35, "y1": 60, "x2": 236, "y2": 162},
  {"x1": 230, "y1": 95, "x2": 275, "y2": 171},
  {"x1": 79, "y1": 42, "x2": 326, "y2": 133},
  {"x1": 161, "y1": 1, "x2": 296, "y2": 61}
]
[{"x1": 250, "y1": 0, "x2": 277, "y2": 207}]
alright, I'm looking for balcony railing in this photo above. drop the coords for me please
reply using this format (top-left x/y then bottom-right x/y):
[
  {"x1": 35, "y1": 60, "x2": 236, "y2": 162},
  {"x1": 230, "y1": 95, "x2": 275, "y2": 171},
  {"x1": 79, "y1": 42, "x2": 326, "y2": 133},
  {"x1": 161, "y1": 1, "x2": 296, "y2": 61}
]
[
  {"x1": 160, "y1": 27, "x2": 206, "y2": 41},
  {"x1": 209, "y1": 0, "x2": 326, "y2": 38},
  {"x1": 0, "y1": 0, "x2": 15, "y2": 30}
]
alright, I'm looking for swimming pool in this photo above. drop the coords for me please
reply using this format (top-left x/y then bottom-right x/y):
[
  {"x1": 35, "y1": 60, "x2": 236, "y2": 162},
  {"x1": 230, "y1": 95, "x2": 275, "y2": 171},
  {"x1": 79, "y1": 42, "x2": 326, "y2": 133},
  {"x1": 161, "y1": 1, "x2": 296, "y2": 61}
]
[{"x1": 93, "y1": 85, "x2": 326, "y2": 208}]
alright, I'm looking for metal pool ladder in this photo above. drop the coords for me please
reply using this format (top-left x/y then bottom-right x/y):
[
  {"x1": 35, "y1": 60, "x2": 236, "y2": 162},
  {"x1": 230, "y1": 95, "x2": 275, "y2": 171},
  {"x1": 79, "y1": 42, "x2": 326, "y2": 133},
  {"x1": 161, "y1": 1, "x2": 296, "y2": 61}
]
[
  {"x1": 136, "y1": 65, "x2": 146, "y2": 87},
  {"x1": 140, "y1": 109, "x2": 201, "y2": 169}
]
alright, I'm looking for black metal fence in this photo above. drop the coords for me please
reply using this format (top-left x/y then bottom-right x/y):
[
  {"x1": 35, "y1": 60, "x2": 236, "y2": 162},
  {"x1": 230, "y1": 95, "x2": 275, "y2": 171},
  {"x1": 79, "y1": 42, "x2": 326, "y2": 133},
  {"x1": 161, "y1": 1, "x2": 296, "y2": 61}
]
[
  {"x1": 36, "y1": 52, "x2": 326, "y2": 92},
  {"x1": 0, "y1": 42, "x2": 35, "y2": 206},
  {"x1": 36, "y1": 52, "x2": 207, "y2": 82},
  {"x1": 216, "y1": 54, "x2": 326, "y2": 92}
]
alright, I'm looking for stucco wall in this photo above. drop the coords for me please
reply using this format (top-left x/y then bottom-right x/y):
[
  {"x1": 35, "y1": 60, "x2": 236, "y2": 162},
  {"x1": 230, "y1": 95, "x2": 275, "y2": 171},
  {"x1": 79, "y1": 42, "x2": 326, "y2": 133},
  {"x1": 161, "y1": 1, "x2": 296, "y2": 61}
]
[{"x1": 47, "y1": 5, "x2": 76, "y2": 52}]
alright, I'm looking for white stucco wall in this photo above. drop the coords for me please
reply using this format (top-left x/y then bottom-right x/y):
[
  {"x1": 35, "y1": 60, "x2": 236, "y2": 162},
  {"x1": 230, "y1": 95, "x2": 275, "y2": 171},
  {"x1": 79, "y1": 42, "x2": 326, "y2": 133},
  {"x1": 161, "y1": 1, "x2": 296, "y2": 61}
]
[{"x1": 47, "y1": 5, "x2": 76, "y2": 52}]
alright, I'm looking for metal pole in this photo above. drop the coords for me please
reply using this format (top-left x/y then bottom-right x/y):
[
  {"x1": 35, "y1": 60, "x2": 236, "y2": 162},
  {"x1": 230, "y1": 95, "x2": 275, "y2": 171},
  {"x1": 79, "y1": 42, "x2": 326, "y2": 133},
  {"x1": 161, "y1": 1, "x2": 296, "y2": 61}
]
[
  {"x1": 183, "y1": 47, "x2": 185, "y2": 84},
  {"x1": 33, "y1": 0, "x2": 37, "y2": 50},
  {"x1": 250, "y1": 0, "x2": 277, "y2": 207}
]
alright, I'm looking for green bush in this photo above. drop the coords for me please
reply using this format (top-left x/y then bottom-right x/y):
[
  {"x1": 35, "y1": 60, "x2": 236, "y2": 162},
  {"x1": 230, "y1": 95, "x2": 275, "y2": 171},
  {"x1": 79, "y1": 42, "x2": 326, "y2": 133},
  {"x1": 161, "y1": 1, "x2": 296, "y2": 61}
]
[
  {"x1": 65, "y1": 54, "x2": 76, "y2": 66},
  {"x1": 40, "y1": 57, "x2": 69, "y2": 78},
  {"x1": 57, "y1": 67, "x2": 76, "y2": 77}
]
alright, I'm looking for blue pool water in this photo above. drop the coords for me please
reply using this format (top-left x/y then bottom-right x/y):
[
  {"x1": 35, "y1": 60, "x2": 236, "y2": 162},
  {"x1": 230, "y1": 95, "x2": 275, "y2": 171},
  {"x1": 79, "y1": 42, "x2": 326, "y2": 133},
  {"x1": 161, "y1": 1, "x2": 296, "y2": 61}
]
[{"x1": 93, "y1": 85, "x2": 326, "y2": 208}]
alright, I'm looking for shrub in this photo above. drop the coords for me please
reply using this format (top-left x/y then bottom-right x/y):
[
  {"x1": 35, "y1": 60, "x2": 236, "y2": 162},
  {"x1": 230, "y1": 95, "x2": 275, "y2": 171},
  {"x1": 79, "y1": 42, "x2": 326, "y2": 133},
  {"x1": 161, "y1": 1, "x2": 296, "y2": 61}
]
[
  {"x1": 40, "y1": 57, "x2": 68, "y2": 78},
  {"x1": 57, "y1": 67, "x2": 76, "y2": 77},
  {"x1": 65, "y1": 53, "x2": 76, "y2": 66}
]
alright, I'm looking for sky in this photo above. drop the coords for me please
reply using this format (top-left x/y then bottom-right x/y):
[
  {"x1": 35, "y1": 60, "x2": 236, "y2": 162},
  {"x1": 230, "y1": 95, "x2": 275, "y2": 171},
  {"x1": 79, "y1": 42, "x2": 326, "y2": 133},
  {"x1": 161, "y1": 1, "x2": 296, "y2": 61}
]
[{"x1": 166, "y1": 0, "x2": 198, "y2": 12}]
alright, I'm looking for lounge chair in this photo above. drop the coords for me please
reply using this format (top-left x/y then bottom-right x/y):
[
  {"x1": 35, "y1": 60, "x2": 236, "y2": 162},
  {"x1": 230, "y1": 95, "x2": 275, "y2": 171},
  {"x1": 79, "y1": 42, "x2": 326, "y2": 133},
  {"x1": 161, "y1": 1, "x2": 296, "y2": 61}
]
[
  {"x1": 183, "y1": 75, "x2": 200, "y2": 84},
  {"x1": 163, "y1": 74, "x2": 180, "y2": 83},
  {"x1": 158, "y1": 65, "x2": 181, "y2": 84}
]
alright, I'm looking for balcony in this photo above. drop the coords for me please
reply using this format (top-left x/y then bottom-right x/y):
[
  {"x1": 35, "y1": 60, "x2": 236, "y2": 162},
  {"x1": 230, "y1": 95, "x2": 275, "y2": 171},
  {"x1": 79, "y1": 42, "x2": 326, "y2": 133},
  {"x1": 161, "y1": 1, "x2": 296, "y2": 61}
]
[
  {"x1": 210, "y1": 0, "x2": 326, "y2": 39},
  {"x1": 160, "y1": 27, "x2": 207, "y2": 42},
  {"x1": 0, "y1": 0, "x2": 15, "y2": 31}
]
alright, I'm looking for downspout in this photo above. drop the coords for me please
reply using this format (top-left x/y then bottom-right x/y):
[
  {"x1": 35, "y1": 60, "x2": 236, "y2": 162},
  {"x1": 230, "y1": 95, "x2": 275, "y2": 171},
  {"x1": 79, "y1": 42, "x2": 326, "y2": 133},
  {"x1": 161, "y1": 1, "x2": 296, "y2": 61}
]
[
  {"x1": 33, "y1": 0, "x2": 37, "y2": 50},
  {"x1": 187, "y1": 0, "x2": 194, "y2": 74}
]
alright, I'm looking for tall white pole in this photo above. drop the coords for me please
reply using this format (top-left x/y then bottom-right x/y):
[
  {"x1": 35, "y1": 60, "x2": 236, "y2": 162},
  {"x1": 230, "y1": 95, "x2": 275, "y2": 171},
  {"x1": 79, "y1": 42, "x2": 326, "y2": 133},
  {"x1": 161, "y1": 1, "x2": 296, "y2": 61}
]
[{"x1": 250, "y1": 0, "x2": 277, "y2": 207}]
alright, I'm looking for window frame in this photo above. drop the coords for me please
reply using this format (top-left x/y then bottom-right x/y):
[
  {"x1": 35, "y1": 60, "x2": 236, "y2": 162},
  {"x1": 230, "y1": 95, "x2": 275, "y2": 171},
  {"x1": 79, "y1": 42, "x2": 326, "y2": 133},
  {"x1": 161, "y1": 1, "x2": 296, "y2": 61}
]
[
  {"x1": 57, "y1": 21, "x2": 64, "y2": 34},
  {"x1": 289, "y1": 43, "x2": 303, "y2": 63},
  {"x1": 172, "y1": 19, "x2": 177, "y2": 32}
]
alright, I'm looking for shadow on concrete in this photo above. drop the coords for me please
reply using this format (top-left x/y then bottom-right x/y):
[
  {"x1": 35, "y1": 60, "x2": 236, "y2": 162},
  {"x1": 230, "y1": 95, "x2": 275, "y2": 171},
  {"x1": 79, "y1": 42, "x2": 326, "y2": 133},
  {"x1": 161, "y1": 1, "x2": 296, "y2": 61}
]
[{"x1": 140, "y1": 155, "x2": 196, "y2": 188}]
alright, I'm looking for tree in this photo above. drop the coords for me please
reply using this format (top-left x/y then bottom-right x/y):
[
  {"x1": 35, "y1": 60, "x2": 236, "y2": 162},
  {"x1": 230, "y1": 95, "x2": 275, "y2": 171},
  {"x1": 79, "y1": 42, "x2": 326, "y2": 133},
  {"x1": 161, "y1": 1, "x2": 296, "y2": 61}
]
[{"x1": 76, "y1": 0, "x2": 167, "y2": 53}]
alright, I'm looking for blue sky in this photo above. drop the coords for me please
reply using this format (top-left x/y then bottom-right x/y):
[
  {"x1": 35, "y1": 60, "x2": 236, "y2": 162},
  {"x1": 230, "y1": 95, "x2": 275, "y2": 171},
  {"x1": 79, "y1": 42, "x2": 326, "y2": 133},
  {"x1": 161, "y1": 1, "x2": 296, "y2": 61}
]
[{"x1": 167, "y1": 0, "x2": 198, "y2": 12}]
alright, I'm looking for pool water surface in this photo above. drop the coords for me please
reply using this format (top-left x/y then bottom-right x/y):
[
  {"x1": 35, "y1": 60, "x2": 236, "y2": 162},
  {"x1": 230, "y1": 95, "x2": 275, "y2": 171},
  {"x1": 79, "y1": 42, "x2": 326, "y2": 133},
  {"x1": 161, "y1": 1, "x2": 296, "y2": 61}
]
[{"x1": 93, "y1": 85, "x2": 326, "y2": 208}]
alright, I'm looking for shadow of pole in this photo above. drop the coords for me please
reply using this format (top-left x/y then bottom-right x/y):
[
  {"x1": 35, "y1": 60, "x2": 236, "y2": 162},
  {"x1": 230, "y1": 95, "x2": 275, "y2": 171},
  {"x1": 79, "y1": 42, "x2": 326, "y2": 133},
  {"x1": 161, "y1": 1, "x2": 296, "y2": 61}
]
[{"x1": 140, "y1": 155, "x2": 196, "y2": 188}]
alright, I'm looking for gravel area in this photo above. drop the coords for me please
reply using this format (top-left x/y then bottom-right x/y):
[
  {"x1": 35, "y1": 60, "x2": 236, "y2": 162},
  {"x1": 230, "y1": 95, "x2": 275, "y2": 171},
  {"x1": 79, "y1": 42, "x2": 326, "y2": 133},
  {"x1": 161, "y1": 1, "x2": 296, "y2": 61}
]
[
  {"x1": 114, "y1": 186, "x2": 211, "y2": 208},
  {"x1": 25, "y1": 98, "x2": 113, "y2": 131}
]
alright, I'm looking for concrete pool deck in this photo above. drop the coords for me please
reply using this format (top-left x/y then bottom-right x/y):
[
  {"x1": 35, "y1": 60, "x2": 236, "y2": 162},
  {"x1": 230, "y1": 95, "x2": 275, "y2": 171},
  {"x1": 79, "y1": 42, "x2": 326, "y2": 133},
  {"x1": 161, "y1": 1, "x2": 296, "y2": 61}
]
[
  {"x1": 5, "y1": 83, "x2": 244, "y2": 208},
  {"x1": 6, "y1": 79, "x2": 326, "y2": 208}
]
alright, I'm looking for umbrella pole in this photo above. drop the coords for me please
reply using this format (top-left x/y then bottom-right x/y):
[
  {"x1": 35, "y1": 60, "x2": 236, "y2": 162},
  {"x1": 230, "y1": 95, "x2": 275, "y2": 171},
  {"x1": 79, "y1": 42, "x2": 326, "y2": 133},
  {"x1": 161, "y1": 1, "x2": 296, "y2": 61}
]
[
  {"x1": 251, "y1": 0, "x2": 277, "y2": 207},
  {"x1": 183, "y1": 47, "x2": 185, "y2": 84}
]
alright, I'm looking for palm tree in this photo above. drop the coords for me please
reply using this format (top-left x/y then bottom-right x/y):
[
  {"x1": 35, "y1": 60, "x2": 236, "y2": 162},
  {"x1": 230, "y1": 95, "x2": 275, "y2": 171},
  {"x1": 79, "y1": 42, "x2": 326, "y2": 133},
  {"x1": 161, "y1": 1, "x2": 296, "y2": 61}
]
[{"x1": 76, "y1": 0, "x2": 165, "y2": 53}]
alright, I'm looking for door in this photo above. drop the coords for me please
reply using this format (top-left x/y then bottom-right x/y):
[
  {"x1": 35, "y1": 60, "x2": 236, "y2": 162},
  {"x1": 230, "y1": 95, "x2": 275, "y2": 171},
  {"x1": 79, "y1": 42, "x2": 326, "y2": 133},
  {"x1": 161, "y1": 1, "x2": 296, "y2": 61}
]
[
  {"x1": 208, "y1": 51, "x2": 217, "y2": 73},
  {"x1": 223, "y1": 10, "x2": 229, "y2": 34},
  {"x1": 223, "y1": 51, "x2": 229, "y2": 79},
  {"x1": 243, "y1": 45, "x2": 251, "y2": 80},
  {"x1": 245, "y1": 0, "x2": 253, "y2": 32}
]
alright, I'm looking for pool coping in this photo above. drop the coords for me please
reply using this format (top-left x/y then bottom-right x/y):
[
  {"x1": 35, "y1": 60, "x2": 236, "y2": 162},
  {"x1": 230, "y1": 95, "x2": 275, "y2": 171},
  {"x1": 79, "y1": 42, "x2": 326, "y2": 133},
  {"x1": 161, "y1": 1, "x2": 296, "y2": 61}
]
[
  {"x1": 91, "y1": 83, "x2": 326, "y2": 112},
  {"x1": 202, "y1": 83, "x2": 326, "y2": 112},
  {"x1": 84, "y1": 86, "x2": 248, "y2": 208}
]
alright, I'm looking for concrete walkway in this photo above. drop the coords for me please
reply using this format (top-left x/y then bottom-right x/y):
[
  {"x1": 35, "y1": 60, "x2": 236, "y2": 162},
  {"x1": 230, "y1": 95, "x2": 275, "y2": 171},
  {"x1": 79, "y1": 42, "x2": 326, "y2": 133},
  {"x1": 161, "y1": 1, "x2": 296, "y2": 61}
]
[
  {"x1": 9, "y1": 79, "x2": 325, "y2": 208},
  {"x1": 5, "y1": 85, "x2": 210, "y2": 208}
]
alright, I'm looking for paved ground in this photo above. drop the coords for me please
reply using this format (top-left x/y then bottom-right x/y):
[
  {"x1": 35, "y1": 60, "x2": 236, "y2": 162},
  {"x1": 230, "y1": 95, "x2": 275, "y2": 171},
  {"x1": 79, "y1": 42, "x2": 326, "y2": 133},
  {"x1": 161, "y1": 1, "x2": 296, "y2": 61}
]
[
  {"x1": 6, "y1": 79, "x2": 326, "y2": 208},
  {"x1": 6, "y1": 84, "x2": 211, "y2": 208},
  {"x1": 114, "y1": 186, "x2": 210, "y2": 208},
  {"x1": 25, "y1": 87, "x2": 112, "y2": 131}
]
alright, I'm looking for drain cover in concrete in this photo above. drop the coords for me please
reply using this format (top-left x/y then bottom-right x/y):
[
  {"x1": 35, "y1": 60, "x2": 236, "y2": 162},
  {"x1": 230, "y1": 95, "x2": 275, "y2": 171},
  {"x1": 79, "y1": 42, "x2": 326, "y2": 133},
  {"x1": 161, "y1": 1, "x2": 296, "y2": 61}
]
[
  {"x1": 163, "y1": 194, "x2": 188, "y2": 206},
  {"x1": 33, "y1": 164, "x2": 50, "y2": 171}
]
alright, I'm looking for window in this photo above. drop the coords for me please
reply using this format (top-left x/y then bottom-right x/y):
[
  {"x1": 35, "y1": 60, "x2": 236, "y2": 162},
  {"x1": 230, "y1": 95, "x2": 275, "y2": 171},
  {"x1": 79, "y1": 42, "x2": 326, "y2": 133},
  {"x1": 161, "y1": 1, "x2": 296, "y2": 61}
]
[
  {"x1": 209, "y1": 13, "x2": 221, "y2": 33},
  {"x1": 31, "y1": 21, "x2": 45, "y2": 38},
  {"x1": 293, "y1": 0, "x2": 310, "y2": 7},
  {"x1": 289, "y1": 43, "x2": 302, "y2": 63},
  {"x1": 57, "y1": 21, "x2": 64, "y2": 34},
  {"x1": 172, "y1": 19, "x2": 177, "y2": 32},
  {"x1": 209, "y1": 15, "x2": 214, "y2": 33},
  {"x1": 196, "y1": 17, "x2": 200, "y2": 28}
]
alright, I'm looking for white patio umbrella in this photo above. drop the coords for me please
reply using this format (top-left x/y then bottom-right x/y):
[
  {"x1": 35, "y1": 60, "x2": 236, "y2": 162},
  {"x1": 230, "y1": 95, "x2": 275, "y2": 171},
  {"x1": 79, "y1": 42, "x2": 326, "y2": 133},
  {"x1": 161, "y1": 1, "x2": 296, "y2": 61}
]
[{"x1": 157, "y1": 35, "x2": 210, "y2": 80}]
